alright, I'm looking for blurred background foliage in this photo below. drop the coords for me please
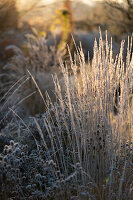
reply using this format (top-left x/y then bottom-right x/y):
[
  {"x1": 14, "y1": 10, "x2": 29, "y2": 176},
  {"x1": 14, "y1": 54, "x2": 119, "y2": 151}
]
[
  {"x1": 0, "y1": 0, "x2": 133, "y2": 56},
  {"x1": 0, "y1": 0, "x2": 133, "y2": 34},
  {"x1": 0, "y1": 0, "x2": 19, "y2": 31}
]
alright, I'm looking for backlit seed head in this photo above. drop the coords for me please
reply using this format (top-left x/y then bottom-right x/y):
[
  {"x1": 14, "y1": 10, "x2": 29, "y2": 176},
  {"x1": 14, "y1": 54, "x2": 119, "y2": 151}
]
[
  {"x1": 8, "y1": 148, "x2": 13, "y2": 154},
  {"x1": 10, "y1": 140, "x2": 14, "y2": 146},
  {"x1": 14, "y1": 143, "x2": 19, "y2": 148},
  {"x1": 35, "y1": 173, "x2": 42, "y2": 181},
  {"x1": 4, "y1": 145, "x2": 8, "y2": 150},
  {"x1": 21, "y1": 152, "x2": 25, "y2": 157}
]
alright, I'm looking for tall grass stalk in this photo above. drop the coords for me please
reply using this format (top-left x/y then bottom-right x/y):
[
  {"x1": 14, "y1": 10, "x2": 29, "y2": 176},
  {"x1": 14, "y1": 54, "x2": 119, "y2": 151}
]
[{"x1": 42, "y1": 32, "x2": 133, "y2": 199}]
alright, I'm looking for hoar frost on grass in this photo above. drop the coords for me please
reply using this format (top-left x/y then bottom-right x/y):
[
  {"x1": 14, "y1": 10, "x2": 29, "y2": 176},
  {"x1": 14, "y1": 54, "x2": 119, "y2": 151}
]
[
  {"x1": 0, "y1": 33, "x2": 62, "y2": 117},
  {"x1": 42, "y1": 32, "x2": 133, "y2": 199},
  {"x1": 0, "y1": 31, "x2": 133, "y2": 200}
]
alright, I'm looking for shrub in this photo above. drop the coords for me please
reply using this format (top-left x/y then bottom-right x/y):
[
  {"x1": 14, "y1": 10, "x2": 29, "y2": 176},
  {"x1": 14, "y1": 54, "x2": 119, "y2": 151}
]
[
  {"x1": 105, "y1": 0, "x2": 133, "y2": 34},
  {"x1": 88, "y1": 1, "x2": 133, "y2": 36}
]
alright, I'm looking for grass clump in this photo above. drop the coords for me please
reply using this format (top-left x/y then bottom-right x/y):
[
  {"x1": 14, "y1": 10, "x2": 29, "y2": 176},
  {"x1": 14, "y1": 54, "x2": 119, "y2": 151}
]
[
  {"x1": 0, "y1": 31, "x2": 133, "y2": 199},
  {"x1": 42, "y1": 32, "x2": 133, "y2": 199},
  {"x1": 0, "y1": 32, "x2": 62, "y2": 117}
]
